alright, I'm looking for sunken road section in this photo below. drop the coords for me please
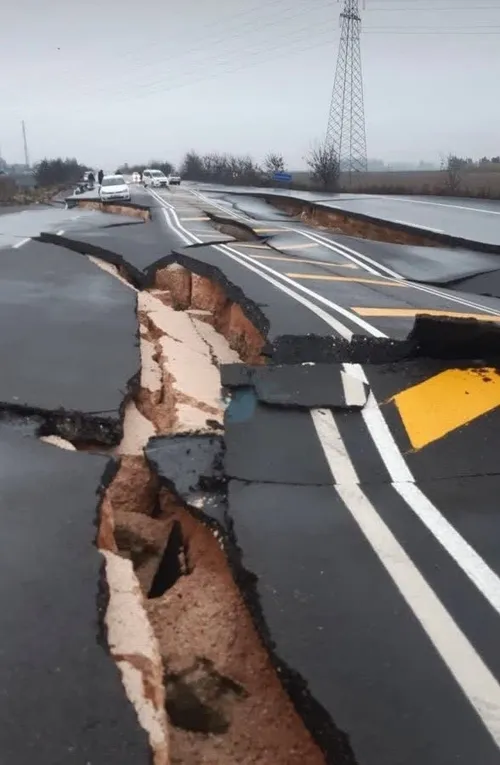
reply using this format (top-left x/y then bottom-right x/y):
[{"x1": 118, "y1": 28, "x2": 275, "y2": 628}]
[{"x1": 7, "y1": 194, "x2": 500, "y2": 765}]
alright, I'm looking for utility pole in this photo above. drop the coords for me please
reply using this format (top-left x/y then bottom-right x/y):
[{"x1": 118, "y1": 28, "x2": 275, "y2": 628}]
[
  {"x1": 325, "y1": 0, "x2": 368, "y2": 180},
  {"x1": 21, "y1": 121, "x2": 30, "y2": 168}
]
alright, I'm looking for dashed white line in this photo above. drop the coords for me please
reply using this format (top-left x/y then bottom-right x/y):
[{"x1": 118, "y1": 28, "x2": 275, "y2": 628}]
[{"x1": 13, "y1": 237, "x2": 30, "y2": 249}]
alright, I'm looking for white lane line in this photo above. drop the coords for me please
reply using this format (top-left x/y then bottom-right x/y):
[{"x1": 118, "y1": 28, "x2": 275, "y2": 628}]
[
  {"x1": 313, "y1": 411, "x2": 500, "y2": 750},
  {"x1": 158, "y1": 202, "x2": 355, "y2": 340},
  {"x1": 160, "y1": 188, "x2": 500, "y2": 619},
  {"x1": 13, "y1": 237, "x2": 30, "y2": 249},
  {"x1": 389, "y1": 196, "x2": 500, "y2": 216},
  {"x1": 337, "y1": 485, "x2": 500, "y2": 748},
  {"x1": 311, "y1": 409, "x2": 359, "y2": 484},
  {"x1": 392, "y1": 219, "x2": 445, "y2": 235},
  {"x1": 345, "y1": 362, "x2": 500, "y2": 617},
  {"x1": 286, "y1": 227, "x2": 500, "y2": 317},
  {"x1": 191, "y1": 188, "x2": 500, "y2": 317},
  {"x1": 155, "y1": 193, "x2": 382, "y2": 339},
  {"x1": 341, "y1": 370, "x2": 368, "y2": 408}
]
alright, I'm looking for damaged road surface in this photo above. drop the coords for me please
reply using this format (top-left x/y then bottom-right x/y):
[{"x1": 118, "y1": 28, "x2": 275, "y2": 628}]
[{"x1": 4, "y1": 185, "x2": 500, "y2": 765}]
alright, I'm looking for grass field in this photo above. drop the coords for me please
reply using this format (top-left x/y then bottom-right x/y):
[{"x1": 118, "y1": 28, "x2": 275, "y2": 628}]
[{"x1": 291, "y1": 167, "x2": 500, "y2": 198}]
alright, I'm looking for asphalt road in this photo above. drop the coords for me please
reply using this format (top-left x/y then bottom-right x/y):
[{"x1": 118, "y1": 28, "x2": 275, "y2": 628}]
[
  {"x1": 146, "y1": 183, "x2": 500, "y2": 764},
  {"x1": 195, "y1": 182, "x2": 500, "y2": 249},
  {"x1": 3, "y1": 185, "x2": 500, "y2": 764}
]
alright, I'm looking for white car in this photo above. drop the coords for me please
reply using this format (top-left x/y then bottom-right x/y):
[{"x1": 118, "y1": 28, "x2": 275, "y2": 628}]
[
  {"x1": 142, "y1": 168, "x2": 169, "y2": 188},
  {"x1": 99, "y1": 174, "x2": 131, "y2": 202},
  {"x1": 132, "y1": 172, "x2": 141, "y2": 183},
  {"x1": 167, "y1": 174, "x2": 181, "y2": 185}
]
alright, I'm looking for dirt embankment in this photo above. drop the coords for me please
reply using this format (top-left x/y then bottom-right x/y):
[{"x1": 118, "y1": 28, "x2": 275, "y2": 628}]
[
  {"x1": 83, "y1": 256, "x2": 325, "y2": 765},
  {"x1": 269, "y1": 196, "x2": 442, "y2": 247}
]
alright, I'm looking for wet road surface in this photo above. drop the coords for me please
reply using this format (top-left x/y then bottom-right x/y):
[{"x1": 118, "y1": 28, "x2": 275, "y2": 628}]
[
  {"x1": 147, "y1": 183, "x2": 500, "y2": 764},
  {"x1": 3, "y1": 186, "x2": 500, "y2": 764}
]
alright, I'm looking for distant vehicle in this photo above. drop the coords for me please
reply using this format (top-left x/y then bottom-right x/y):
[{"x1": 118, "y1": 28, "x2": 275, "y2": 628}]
[
  {"x1": 132, "y1": 172, "x2": 141, "y2": 183},
  {"x1": 99, "y1": 174, "x2": 131, "y2": 202},
  {"x1": 167, "y1": 174, "x2": 181, "y2": 186},
  {"x1": 142, "y1": 168, "x2": 168, "y2": 188}
]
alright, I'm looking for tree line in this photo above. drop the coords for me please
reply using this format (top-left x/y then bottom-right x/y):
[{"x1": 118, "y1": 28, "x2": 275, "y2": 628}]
[{"x1": 30, "y1": 147, "x2": 343, "y2": 191}]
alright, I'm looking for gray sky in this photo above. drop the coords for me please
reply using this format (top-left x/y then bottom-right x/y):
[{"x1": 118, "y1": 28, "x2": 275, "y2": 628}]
[{"x1": 2, "y1": 0, "x2": 500, "y2": 169}]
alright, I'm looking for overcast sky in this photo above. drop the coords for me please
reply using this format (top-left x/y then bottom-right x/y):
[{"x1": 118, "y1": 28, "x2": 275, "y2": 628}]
[{"x1": 2, "y1": 0, "x2": 500, "y2": 169}]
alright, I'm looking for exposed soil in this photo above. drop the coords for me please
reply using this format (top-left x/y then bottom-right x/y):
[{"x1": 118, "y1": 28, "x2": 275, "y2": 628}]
[
  {"x1": 94, "y1": 265, "x2": 325, "y2": 764},
  {"x1": 268, "y1": 196, "x2": 441, "y2": 247},
  {"x1": 154, "y1": 265, "x2": 266, "y2": 364},
  {"x1": 74, "y1": 198, "x2": 151, "y2": 220},
  {"x1": 106, "y1": 458, "x2": 326, "y2": 765}
]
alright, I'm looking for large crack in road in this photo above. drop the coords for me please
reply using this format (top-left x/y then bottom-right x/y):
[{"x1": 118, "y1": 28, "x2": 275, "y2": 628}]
[{"x1": 5, "y1": 190, "x2": 500, "y2": 765}]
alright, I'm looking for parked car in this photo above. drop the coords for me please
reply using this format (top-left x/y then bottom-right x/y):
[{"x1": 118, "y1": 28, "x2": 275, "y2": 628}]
[
  {"x1": 142, "y1": 168, "x2": 168, "y2": 188},
  {"x1": 99, "y1": 174, "x2": 131, "y2": 202},
  {"x1": 167, "y1": 174, "x2": 181, "y2": 185}
]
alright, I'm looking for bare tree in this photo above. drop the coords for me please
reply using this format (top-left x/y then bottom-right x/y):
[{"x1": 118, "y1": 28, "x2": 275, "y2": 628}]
[
  {"x1": 440, "y1": 153, "x2": 464, "y2": 194},
  {"x1": 264, "y1": 152, "x2": 285, "y2": 176},
  {"x1": 306, "y1": 143, "x2": 340, "y2": 192}
]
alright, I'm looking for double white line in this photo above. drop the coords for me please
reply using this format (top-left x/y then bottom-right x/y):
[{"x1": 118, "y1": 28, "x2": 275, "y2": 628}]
[{"x1": 150, "y1": 186, "x2": 500, "y2": 748}]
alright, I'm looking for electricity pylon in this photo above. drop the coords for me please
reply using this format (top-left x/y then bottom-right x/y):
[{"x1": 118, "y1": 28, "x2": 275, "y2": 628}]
[{"x1": 325, "y1": 0, "x2": 368, "y2": 176}]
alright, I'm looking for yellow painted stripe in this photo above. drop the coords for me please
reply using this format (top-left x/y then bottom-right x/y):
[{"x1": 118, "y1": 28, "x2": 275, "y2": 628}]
[
  {"x1": 253, "y1": 227, "x2": 287, "y2": 233},
  {"x1": 286, "y1": 274, "x2": 408, "y2": 287},
  {"x1": 180, "y1": 216, "x2": 210, "y2": 221},
  {"x1": 391, "y1": 368, "x2": 500, "y2": 450},
  {"x1": 352, "y1": 307, "x2": 500, "y2": 321},
  {"x1": 253, "y1": 255, "x2": 358, "y2": 268},
  {"x1": 232, "y1": 243, "x2": 270, "y2": 250}
]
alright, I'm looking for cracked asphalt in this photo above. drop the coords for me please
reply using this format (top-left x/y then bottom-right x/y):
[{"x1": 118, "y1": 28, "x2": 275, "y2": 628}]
[{"x1": 2, "y1": 184, "x2": 500, "y2": 765}]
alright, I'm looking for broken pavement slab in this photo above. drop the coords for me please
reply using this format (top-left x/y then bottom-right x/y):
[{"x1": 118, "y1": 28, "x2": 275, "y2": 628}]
[
  {"x1": 38, "y1": 218, "x2": 177, "y2": 289},
  {"x1": 0, "y1": 239, "x2": 139, "y2": 442},
  {"x1": 221, "y1": 362, "x2": 369, "y2": 408},
  {"x1": 145, "y1": 434, "x2": 227, "y2": 527},
  {"x1": 225, "y1": 480, "x2": 500, "y2": 765},
  {"x1": 0, "y1": 419, "x2": 150, "y2": 763}
]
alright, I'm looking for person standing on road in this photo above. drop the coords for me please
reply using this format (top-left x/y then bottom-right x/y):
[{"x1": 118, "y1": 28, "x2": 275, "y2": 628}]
[{"x1": 98, "y1": 169, "x2": 104, "y2": 185}]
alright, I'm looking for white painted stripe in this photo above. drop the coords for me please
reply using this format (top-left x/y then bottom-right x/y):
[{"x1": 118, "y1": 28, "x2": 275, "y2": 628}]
[
  {"x1": 314, "y1": 410, "x2": 500, "y2": 748},
  {"x1": 290, "y1": 228, "x2": 500, "y2": 317},
  {"x1": 13, "y1": 237, "x2": 30, "y2": 249},
  {"x1": 341, "y1": 370, "x2": 368, "y2": 408},
  {"x1": 334, "y1": 482, "x2": 500, "y2": 749},
  {"x1": 155, "y1": 197, "x2": 355, "y2": 339},
  {"x1": 396, "y1": 481, "x2": 500, "y2": 614},
  {"x1": 389, "y1": 196, "x2": 500, "y2": 216},
  {"x1": 158, "y1": 196, "x2": 382, "y2": 339},
  {"x1": 311, "y1": 409, "x2": 359, "y2": 484},
  {"x1": 345, "y1": 362, "x2": 500, "y2": 618},
  {"x1": 156, "y1": 186, "x2": 500, "y2": 622},
  {"x1": 190, "y1": 188, "x2": 500, "y2": 318},
  {"x1": 392, "y1": 219, "x2": 445, "y2": 235}
]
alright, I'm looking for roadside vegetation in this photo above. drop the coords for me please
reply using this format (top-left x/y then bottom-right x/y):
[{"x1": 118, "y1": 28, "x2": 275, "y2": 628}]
[{"x1": 3, "y1": 151, "x2": 500, "y2": 206}]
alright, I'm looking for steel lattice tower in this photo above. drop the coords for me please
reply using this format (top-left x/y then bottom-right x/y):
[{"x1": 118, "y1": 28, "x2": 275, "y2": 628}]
[{"x1": 325, "y1": 0, "x2": 367, "y2": 176}]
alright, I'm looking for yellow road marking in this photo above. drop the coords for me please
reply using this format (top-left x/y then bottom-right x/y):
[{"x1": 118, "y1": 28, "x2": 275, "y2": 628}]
[
  {"x1": 391, "y1": 368, "x2": 500, "y2": 450},
  {"x1": 180, "y1": 216, "x2": 210, "y2": 221},
  {"x1": 253, "y1": 255, "x2": 358, "y2": 267},
  {"x1": 253, "y1": 227, "x2": 287, "y2": 233},
  {"x1": 352, "y1": 307, "x2": 500, "y2": 321},
  {"x1": 286, "y1": 274, "x2": 408, "y2": 287},
  {"x1": 276, "y1": 243, "x2": 319, "y2": 250},
  {"x1": 232, "y1": 243, "x2": 270, "y2": 250}
]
